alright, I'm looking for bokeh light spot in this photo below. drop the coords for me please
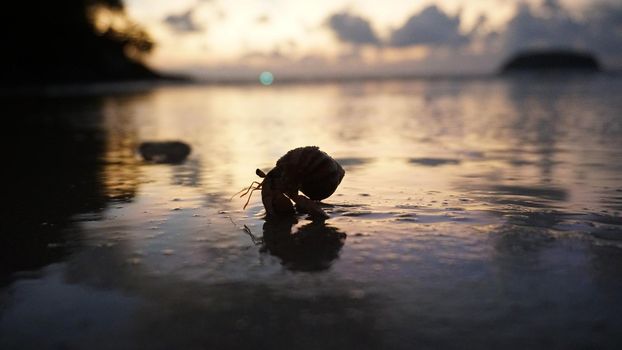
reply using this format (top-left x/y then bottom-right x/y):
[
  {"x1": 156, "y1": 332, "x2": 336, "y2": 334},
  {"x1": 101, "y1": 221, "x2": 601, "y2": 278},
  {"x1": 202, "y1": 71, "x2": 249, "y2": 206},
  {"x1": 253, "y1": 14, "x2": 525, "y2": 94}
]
[{"x1": 259, "y1": 71, "x2": 274, "y2": 85}]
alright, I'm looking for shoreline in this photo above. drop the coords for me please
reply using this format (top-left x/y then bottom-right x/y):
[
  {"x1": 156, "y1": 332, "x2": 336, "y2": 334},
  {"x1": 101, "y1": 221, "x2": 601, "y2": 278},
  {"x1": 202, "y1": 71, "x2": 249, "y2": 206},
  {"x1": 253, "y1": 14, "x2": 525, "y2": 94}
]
[{"x1": 2, "y1": 70, "x2": 621, "y2": 97}]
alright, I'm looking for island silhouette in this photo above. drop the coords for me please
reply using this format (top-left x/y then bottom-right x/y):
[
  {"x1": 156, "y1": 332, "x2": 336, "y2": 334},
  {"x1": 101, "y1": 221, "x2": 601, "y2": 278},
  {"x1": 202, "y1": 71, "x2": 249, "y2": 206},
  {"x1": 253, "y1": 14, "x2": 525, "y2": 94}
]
[{"x1": 500, "y1": 49, "x2": 601, "y2": 73}]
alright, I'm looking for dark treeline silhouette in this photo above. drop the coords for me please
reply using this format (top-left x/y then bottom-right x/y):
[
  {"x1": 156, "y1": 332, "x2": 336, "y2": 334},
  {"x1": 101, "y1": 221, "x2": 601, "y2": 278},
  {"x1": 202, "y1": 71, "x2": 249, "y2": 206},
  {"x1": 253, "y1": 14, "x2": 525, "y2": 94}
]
[{"x1": 0, "y1": 0, "x2": 164, "y2": 85}]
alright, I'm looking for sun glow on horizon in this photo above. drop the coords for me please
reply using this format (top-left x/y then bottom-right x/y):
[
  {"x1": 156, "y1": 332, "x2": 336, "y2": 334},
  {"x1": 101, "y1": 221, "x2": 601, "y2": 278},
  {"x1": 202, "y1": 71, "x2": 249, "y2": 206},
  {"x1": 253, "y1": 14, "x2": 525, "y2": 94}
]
[{"x1": 123, "y1": 0, "x2": 622, "y2": 77}]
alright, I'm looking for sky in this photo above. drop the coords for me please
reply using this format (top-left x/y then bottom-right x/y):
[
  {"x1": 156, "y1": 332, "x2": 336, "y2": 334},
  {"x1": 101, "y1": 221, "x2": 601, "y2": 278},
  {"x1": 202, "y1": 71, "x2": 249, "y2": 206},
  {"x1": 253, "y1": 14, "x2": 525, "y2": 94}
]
[{"x1": 122, "y1": 0, "x2": 622, "y2": 79}]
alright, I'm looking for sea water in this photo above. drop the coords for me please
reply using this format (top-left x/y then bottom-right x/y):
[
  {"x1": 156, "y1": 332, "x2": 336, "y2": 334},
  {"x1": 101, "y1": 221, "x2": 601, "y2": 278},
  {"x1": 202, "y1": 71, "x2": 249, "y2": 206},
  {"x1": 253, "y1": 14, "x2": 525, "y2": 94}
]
[{"x1": 1, "y1": 76, "x2": 622, "y2": 349}]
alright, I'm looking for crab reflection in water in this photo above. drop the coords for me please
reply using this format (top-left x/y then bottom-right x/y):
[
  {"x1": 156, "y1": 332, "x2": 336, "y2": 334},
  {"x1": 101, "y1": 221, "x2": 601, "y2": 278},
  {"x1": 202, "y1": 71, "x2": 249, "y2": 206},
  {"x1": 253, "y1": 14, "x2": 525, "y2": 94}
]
[{"x1": 246, "y1": 218, "x2": 347, "y2": 272}]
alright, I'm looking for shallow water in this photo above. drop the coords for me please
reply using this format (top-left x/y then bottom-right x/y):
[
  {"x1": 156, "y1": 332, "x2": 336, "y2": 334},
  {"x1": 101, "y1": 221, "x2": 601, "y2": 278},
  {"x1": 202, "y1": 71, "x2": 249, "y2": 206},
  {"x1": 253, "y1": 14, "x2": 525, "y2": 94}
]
[{"x1": 2, "y1": 76, "x2": 622, "y2": 349}]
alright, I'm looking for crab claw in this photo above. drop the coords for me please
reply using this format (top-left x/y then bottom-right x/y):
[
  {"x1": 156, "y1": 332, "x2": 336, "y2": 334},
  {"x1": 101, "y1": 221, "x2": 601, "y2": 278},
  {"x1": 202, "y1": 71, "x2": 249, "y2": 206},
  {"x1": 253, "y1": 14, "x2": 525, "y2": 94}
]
[
  {"x1": 261, "y1": 178, "x2": 295, "y2": 217},
  {"x1": 291, "y1": 194, "x2": 329, "y2": 221}
]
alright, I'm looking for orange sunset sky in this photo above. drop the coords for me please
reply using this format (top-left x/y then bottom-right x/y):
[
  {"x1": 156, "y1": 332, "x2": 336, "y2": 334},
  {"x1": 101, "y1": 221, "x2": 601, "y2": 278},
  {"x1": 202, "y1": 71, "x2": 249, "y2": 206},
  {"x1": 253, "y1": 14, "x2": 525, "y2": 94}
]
[{"x1": 112, "y1": 0, "x2": 622, "y2": 79}]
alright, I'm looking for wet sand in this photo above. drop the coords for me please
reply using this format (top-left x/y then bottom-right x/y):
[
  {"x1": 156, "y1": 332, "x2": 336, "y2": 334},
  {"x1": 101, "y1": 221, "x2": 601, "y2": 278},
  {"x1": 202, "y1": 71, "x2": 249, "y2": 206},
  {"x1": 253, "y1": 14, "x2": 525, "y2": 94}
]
[{"x1": 1, "y1": 76, "x2": 622, "y2": 349}]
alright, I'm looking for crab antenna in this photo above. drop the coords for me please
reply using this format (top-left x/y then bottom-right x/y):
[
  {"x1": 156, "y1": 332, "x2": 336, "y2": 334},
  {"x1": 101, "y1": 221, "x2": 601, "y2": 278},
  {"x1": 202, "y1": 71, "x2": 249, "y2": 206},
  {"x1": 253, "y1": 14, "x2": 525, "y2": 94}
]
[
  {"x1": 239, "y1": 182, "x2": 262, "y2": 198},
  {"x1": 230, "y1": 181, "x2": 262, "y2": 200},
  {"x1": 242, "y1": 187, "x2": 261, "y2": 209}
]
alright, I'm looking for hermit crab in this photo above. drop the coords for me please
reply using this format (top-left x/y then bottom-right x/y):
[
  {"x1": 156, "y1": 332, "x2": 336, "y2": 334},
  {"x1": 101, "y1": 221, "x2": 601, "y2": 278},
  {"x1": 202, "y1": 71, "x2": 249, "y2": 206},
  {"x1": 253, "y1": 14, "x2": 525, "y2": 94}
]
[{"x1": 234, "y1": 146, "x2": 345, "y2": 220}]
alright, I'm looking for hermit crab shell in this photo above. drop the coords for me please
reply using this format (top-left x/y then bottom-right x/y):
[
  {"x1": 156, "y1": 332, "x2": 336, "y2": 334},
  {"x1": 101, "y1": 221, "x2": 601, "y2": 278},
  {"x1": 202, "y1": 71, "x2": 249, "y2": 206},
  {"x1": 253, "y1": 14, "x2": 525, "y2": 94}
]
[{"x1": 275, "y1": 146, "x2": 345, "y2": 200}]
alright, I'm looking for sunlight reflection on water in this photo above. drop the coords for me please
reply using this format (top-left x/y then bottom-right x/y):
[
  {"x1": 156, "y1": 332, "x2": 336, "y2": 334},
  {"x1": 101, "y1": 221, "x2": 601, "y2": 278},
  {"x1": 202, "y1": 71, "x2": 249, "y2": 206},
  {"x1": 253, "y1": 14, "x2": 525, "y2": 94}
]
[{"x1": 2, "y1": 76, "x2": 622, "y2": 349}]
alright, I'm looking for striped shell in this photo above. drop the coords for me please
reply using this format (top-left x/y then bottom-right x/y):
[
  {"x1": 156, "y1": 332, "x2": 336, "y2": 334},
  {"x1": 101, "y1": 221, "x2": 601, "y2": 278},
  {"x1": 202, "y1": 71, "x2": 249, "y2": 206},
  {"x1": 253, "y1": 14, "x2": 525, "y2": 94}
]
[{"x1": 274, "y1": 146, "x2": 345, "y2": 200}]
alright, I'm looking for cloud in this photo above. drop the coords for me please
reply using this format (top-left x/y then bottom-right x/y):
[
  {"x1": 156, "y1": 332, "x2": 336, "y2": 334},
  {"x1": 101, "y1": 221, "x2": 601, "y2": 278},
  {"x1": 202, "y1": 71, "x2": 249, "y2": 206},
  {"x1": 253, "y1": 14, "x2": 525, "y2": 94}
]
[
  {"x1": 256, "y1": 14, "x2": 270, "y2": 24},
  {"x1": 389, "y1": 5, "x2": 469, "y2": 47},
  {"x1": 173, "y1": 0, "x2": 622, "y2": 78},
  {"x1": 240, "y1": 49, "x2": 285, "y2": 61},
  {"x1": 587, "y1": 3, "x2": 622, "y2": 57},
  {"x1": 497, "y1": 1, "x2": 622, "y2": 63},
  {"x1": 164, "y1": 8, "x2": 203, "y2": 33},
  {"x1": 502, "y1": 2, "x2": 583, "y2": 52},
  {"x1": 326, "y1": 12, "x2": 380, "y2": 45}
]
